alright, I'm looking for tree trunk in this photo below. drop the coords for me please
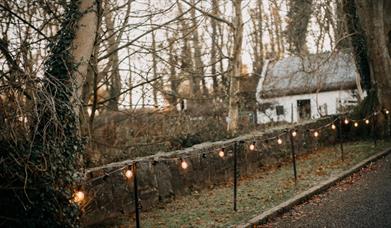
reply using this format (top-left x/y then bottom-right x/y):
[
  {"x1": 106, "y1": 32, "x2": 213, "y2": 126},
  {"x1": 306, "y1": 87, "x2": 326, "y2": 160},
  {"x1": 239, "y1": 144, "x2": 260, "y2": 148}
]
[
  {"x1": 343, "y1": 0, "x2": 371, "y2": 90},
  {"x1": 286, "y1": 0, "x2": 313, "y2": 55},
  {"x1": 151, "y1": 28, "x2": 159, "y2": 108},
  {"x1": 335, "y1": 0, "x2": 350, "y2": 49},
  {"x1": 256, "y1": 0, "x2": 264, "y2": 70},
  {"x1": 218, "y1": 9, "x2": 228, "y2": 97},
  {"x1": 210, "y1": 0, "x2": 219, "y2": 96},
  {"x1": 104, "y1": 0, "x2": 121, "y2": 111},
  {"x1": 227, "y1": 0, "x2": 243, "y2": 134},
  {"x1": 177, "y1": 0, "x2": 197, "y2": 100},
  {"x1": 190, "y1": 0, "x2": 207, "y2": 97},
  {"x1": 141, "y1": 84, "x2": 146, "y2": 108},
  {"x1": 355, "y1": 0, "x2": 391, "y2": 110},
  {"x1": 70, "y1": 0, "x2": 98, "y2": 121},
  {"x1": 271, "y1": 2, "x2": 283, "y2": 58},
  {"x1": 265, "y1": 4, "x2": 276, "y2": 56},
  {"x1": 128, "y1": 48, "x2": 133, "y2": 108},
  {"x1": 167, "y1": 36, "x2": 178, "y2": 107}
]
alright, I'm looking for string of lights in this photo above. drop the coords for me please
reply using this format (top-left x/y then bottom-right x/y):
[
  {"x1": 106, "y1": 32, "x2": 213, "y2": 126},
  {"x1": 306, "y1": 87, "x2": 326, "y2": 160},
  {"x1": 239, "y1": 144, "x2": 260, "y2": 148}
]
[{"x1": 73, "y1": 109, "x2": 389, "y2": 227}]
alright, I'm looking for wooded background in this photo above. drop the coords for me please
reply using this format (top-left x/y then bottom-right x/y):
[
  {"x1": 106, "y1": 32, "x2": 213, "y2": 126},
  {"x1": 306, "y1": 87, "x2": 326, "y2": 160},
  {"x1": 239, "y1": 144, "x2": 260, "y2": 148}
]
[{"x1": 0, "y1": 0, "x2": 390, "y2": 226}]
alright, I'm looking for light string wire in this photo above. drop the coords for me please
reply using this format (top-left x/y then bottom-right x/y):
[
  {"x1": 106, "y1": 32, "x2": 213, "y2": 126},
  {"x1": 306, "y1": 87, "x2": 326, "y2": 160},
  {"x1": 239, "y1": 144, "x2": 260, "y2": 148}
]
[{"x1": 73, "y1": 109, "x2": 389, "y2": 202}]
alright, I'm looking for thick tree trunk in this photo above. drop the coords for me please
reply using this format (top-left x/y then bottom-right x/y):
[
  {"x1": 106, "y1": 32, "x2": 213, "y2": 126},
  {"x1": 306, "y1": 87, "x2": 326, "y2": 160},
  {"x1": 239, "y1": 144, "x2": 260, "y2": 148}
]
[
  {"x1": 71, "y1": 0, "x2": 98, "y2": 120},
  {"x1": 355, "y1": 0, "x2": 391, "y2": 110},
  {"x1": 343, "y1": 0, "x2": 371, "y2": 91},
  {"x1": 227, "y1": 0, "x2": 243, "y2": 134}
]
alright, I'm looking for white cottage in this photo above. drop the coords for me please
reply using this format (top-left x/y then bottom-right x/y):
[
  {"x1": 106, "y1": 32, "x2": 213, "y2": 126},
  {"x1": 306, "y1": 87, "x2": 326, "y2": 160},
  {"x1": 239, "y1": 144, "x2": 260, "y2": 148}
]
[{"x1": 256, "y1": 52, "x2": 364, "y2": 124}]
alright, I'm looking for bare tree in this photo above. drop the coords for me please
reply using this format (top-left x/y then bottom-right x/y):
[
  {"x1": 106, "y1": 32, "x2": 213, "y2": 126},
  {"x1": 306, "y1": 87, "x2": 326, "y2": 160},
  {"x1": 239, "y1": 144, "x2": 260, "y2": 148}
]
[
  {"x1": 103, "y1": 0, "x2": 132, "y2": 111},
  {"x1": 335, "y1": 0, "x2": 350, "y2": 49},
  {"x1": 70, "y1": 0, "x2": 99, "y2": 119},
  {"x1": 0, "y1": 0, "x2": 98, "y2": 225},
  {"x1": 151, "y1": 24, "x2": 159, "y2": 108},
  {"x1": 227, "y1": 0, "x2": 243, "y2": 134},
  {"x1": 177, "y1": 0, "x2": 198, "y2": 105},
  {"x1": 210, "y1": 0, "x2": 219, "y2": 95},
  {"x1": 286, "y1": 0, "x2": 313, "y2": 54},
  {"x1": 190, "y1": 0, "x2": 208, "y2": 97},
  {"x1": 249, "y1": 0, "x2": 264, "y2": 73}
]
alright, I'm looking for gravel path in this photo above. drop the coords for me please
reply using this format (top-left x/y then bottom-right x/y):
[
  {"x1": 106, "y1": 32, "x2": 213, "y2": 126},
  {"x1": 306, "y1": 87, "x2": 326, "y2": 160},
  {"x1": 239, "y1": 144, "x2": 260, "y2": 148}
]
[{"x1": 268, "y1": 153, "x2": 391, "y2": 228}]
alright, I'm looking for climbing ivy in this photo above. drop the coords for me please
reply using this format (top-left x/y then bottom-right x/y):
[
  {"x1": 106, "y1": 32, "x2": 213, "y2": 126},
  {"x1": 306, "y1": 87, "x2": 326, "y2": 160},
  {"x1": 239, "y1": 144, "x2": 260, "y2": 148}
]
[{"x1": 0, "y1": 0, "x2": 86, "y2": 227}]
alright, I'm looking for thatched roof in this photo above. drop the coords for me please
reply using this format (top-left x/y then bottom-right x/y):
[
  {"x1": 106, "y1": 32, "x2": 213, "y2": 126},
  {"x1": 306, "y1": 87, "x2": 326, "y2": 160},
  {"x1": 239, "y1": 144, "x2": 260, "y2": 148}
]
[{"x1": 258, "y1": 52, "x2": 357, "y2": 99}]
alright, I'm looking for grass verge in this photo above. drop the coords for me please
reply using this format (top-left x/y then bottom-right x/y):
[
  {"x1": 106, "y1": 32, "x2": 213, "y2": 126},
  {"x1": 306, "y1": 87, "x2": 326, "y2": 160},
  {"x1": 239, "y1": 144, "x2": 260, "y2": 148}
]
[{"x1": 107, "y1": 140, "x2": 391, "y2": 228}]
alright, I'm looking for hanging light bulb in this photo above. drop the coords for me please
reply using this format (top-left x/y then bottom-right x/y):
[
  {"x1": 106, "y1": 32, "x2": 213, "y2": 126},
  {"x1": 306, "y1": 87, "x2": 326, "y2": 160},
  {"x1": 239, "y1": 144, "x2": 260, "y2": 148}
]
[
  {"x1": 314, "y1": 131, "x2": 319, "y2": 138},
  {"x1": 291, "y1": 130, "x2": 297, "y2": 137},
  {"x1": 344, "y1": 118, "x2": 349, "y2": 125},
  {"x1": 125, "y1": 169, "x2": 133, "y2": 179},
  {"x1": 181, "y1": 160, "x2": 188, "y2": 169},
  {"x1": 73, "y1": 190, "x2": 85, "y2": 203},
  {"x1": 365, "y1": 119, "x2": 370, "y2": 125},
  {"x1": 354, "y1": 122, "x2": 359, "y2": 127},
  {"x1": 249, "y1": 142, "x2": 256, "y2": 151},
  {"x1": 331, "y1": 124, "x2": 336, "y2": 130},
  {"x1": 386, "y1": 110, "x2": 389, "y2": 115},
  {"x1": 277, "y1": 138, "x2": 283, "y2": 145},
  {"x1": 218, "y1": 148, "x2": 225, "y2": 158}
]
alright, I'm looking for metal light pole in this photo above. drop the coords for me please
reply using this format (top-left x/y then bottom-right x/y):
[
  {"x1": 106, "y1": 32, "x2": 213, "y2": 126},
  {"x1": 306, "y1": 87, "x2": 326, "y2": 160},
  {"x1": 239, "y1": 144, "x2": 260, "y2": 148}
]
[
  {"x1": 339, "y1": 118, "x2": 344, "y2": 161},
  {"x1": 233, "y1": 142, "x2": 238, "y2": 211},
  {"x1": 373, "y1": 113, "x2": 377, "y2": 147},
  {"x1": 289, "y1": 130, "x2": 297, "y2": 182},
  {"x1": 133, "y1": 162, "x2": 141, "y2": 228}
]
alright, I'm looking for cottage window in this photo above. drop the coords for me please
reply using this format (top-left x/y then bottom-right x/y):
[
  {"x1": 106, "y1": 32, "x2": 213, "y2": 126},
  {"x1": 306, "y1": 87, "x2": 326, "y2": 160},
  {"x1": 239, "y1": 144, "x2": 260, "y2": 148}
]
[{"x1": 276, "y1": 105, "x2": 284, "y2": 116}]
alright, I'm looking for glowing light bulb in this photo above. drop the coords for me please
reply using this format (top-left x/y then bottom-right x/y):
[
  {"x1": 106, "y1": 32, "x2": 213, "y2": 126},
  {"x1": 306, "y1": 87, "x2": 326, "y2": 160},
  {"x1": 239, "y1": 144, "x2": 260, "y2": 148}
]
[
  {"x1": 344, "y1": 119, "x2": 349, "y2": 125},
  {"x1": 277, "y1": 138, "x2": 282, "y2": 145},
  {"x1": 365, "y1": 119, "x2": 370, "y2": 124},
  {"x1": 386, "y1": 110, "x2": 389, "y2": 115},
  {"x1": 354, "y1": 122, "x2": 359, "y2": 127},
  {"x1": 73, "y1": 191, "x2": 85, "y2": 203},
  {"x1": 218, "y1": 149, "x2": 225, "y2": 158},
  {"x1": 249, "y1": 142, "x2": 255, "y2": 151},
  {"x1": 331, "y1": 124, "x2": 336, "y2": 130},
  {"x1": 181, "y1": 160, "x2": 188, "y2": 169},
  {"x1": 314, "y1": 131, "x2": 319, "y2": 137},
  {"x1": 125, "y1": 169, "x2": 133, "y2": 179},
  {"x1": 292, "y1": 131, "x2": 297, "y2": 137}
]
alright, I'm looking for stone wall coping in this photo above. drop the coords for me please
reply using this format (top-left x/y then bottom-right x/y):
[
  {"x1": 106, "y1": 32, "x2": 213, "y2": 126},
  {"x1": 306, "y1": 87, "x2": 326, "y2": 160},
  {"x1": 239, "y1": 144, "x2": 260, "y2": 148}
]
[{"x1": 84, "y1": 117, "x2": 332, "y2": 176}]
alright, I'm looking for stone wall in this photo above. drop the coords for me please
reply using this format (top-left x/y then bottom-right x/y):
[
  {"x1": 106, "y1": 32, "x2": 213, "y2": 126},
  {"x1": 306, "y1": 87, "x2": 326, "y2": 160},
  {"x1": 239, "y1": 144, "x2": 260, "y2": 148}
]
[{"x1": 81, "y1": 117, "x2": 340, "y2": 225}]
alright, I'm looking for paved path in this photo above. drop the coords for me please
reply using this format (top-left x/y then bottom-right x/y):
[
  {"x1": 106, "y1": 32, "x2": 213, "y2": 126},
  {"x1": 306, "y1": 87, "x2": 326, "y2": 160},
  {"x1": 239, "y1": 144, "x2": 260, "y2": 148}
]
[{"x1": 267, "y1": 153, "x2": 391, "y2": 228}]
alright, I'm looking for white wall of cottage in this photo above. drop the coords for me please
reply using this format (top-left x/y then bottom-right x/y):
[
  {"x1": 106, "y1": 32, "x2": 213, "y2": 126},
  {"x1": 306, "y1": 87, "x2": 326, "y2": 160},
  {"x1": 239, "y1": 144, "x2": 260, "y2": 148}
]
[{"x1": 256, "y1": 90, "x2": 359, "y2": 124}]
